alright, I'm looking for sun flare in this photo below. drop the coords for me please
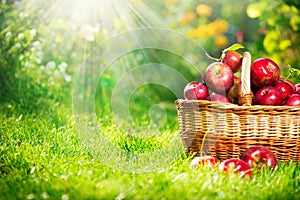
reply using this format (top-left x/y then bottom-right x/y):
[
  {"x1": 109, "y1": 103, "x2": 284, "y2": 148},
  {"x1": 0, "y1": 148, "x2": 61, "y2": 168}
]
[{"x1": 18, "y1": 0, "x2": 166, "y2": 32}]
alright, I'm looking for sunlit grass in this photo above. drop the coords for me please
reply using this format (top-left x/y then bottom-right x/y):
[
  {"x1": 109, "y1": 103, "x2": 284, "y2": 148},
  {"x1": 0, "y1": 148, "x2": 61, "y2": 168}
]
[
  {"x1": 0, "y1": 102, "x2": 299, "y2": 199},
  {"x1": 1, "y1": 1, "x2": 299, "y2": 199}
]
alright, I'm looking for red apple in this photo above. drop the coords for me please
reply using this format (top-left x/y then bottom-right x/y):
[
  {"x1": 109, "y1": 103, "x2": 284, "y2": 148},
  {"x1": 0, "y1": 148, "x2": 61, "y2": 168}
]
[
  {"x1": 279, "y1": 78, "x2": 296, "y2": 93},
  {"x1": 207, "y1": 93, "x2": 230, "y2": 103},
  {"x1": 190, "y1": 156, "x2": 219, "y2": 168},
  {"x1": 295, "y1": 83, "x2": 300, "y2": 94},
  {"x1": 274, "y1": 81, "x2": 294, "y2": 100},
  {"x1": 233, "y1": 76, "x2": 241, "y2": 85},
  {"x1": 204, "y1": 62, "x2": 234, "y2": 95},
  {"x1": 184, "y1": 81, "x2": 209, "y2": 100},
  {"x1": 221, "y1": 51, "x2": 243, "y2": 73},
  {"x1": 254, "y1": 86, "x2": 282, "y2": 105},
  {"x1": 219, "y1": 158, "x2": 252, "y2": 179},
  {"x1": 250, "y1": 58, "x2": 280, "y2": 88},
  {"x1": 227, "y1": 84, "x2": 241, "y2": 104},
  {"x1": 241, "y1": 146, "x2": 277, "y2": 170},
  {"x1": 284, "y1": 93, "x2": 300, "y2": 106}
]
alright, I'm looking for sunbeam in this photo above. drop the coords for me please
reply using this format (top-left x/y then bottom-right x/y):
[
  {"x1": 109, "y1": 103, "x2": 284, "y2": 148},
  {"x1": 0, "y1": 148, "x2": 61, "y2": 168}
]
[{"x1": 18, "y1": 0, "x2": 167, "y2": 32}]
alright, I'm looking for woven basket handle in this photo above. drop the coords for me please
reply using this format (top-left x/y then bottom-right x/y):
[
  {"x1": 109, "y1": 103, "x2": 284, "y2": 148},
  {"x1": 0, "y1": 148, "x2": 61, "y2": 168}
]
[{"x1": 238, "y1": 51, "x2": 252, "y2": 106}]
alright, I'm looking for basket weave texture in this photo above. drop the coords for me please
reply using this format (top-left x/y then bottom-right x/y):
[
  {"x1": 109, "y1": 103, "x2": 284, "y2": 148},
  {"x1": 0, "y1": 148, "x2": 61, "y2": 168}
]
[{"x1": 176, "y1": 52, "x2": 300, "y2": 161}]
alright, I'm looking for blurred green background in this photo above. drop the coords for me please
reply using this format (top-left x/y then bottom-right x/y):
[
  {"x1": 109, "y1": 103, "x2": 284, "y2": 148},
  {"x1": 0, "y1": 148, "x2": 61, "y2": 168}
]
[{"x1": 0, "y1": 0, "x2": 299, "y2": 119}]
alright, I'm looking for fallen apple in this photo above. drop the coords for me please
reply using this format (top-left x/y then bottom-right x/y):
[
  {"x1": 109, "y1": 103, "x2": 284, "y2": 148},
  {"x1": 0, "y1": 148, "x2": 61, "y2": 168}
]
[
  {"x1": 219, "y1": 158, "x2": 252, "y2": 179},
  {"x1": 241, "y1": 146, "x2": 277, "y2": 171},
  {"x1": 190, "y1": 156, "x2": 219, "y2": 168}
]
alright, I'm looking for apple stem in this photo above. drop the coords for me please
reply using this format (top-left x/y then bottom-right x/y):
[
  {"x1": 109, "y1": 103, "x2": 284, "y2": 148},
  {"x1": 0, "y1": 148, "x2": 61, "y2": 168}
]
[
  {"x1": 205, "y1": 53, "x2": 220, "y2": 62},
  {"x1": 284, "y1": 72, "x2": 292, "y2": 81}
]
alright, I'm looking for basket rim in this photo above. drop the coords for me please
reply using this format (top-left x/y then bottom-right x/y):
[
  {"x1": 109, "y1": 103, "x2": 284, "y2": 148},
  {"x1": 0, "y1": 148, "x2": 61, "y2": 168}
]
[{"x1": 175, "y1": 99, "x2": 300, "y2": 110}]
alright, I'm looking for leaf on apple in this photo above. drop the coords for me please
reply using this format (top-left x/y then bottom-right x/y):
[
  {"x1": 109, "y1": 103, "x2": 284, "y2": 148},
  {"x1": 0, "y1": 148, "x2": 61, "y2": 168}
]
[
  {"x1": 287, "y1": 64, "x2": 300, "y2": 79},
  {"x1": 222, "y1": 43, "x2": 245, "y2": 53}
]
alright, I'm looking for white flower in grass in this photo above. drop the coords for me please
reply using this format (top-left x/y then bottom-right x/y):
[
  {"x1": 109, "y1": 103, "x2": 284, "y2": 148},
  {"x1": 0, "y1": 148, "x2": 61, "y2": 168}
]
[
  {"x1": 15, "y1": 42, "x2": 21, "y2": 48},
  {"x1": 35, "y1": 57, "x2": 42, "y2": 64},
  {"x1": 59, "y1": 62, "x2": 68, "y2": 73},
  {"x1": 33, "y1": 41, "x2": 42, "y2": 49},
  {"x1": 18, "y1": 33, "x2": 24, "y2": 39},
  {"x1": 40, "y1": 65, "x2": 45, "y2": 71},
  {"x1": 30, "y1": 29, "x2": 36, "y2": 36},
  {"x1": 26, "y1": 194, "x2": 36, "y2": 200},
  {"x1": 53, "y1": 70, "x2": 61, "y2": 78},
  {"x1": 64, "y1": 74, "x2": 72, "y2": 83},
  {"x1": 24, "y1": 61, "x2": 32, "y2": 68},
  {"x1": 40, "y1": 192, "x2": 49, "y2": 199},
  {"x1": 36, "y1": 51, "x2": 44, "y2": 58},
  {"x1": 5, "y1": 31, "x2": 11, "y2": 38},
  {"x1": 61, "y1": 194, "x2": 69, "y2": 200},
  {"x1": 46, "y1": 61, "x2": 56, "y2": 70}
]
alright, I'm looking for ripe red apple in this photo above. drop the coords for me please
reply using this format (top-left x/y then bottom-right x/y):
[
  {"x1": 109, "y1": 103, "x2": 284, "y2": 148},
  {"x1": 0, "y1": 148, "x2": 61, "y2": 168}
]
[
  {"x1": 279, "y1": 78, "x2": 296, "y2": 93},
  {"x1": 184, "y1": 81, "x2": 209, "y2": 100},
  {"x1": 241, "y1": 146, "x2": 277, "y2": 171},
  {"x1": 207, "y1": 93, "x2": 230, "y2": 103},
  {"x1": 250, "y1": 58, "x2": 280, "y2": 88},
  {"x1": 221, "y1": 51, "x2": 243, "y2": 73},
  {"x1": 227, "y1": 84, "x2": 241, "y2": 104},
  {"x1": 254, "y1": 86, "x2": 282, "y2": 105},
  {"x1": 295, "y1": 83, "x2": 300, "y2": 94},
  {"x1": 190, "y1": 156, "x2": 219, "y2": 168},
  {"x1": 233, "y1": 76, "x2": 241, "y2": 85},
  {"x1": 204, "y1": 62, "x2": 234, "y2": 95},
  {"x1": 219, "y1": 158, "x2": 252, "y2": 179},
  {"x1": 284, "y1": 93, "x2": 300, "y2": 106},
  {"x1": 274, "y1": 81, "x2": 294, "y2": 100}
]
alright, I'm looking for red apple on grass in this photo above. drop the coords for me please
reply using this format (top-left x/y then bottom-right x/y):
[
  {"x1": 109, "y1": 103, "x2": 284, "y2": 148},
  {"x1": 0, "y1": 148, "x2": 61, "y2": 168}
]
[
  {"x1": 219, "y1": 158, "x2": 252, "y2": 179},
  {"x1": 184, "y1": 81, "x2": 209, "y2": 100},
  {"x1": 241, "y1": 146, "x2": 277, "y2": 171},
  {"x1": 204, "y1": 62, "x2": 234, "y2": 95},
  {"x1": 250, "y1": 58, "x2": 280, "y2": 88},
  {"x1": 254, "y1": 86, "x2": 282, "y2": 105},
  {"x1": 207, "y1": 93, "x2": 230, "y2": 103},
  {"x1": 274, "y1": 81, "x2": 294, "y2": 100},
  {"x1": 190, "y1": 156, "x2": 219, "y2": 168},
  {"x1": 221, "y1": 51, "x2": 243, "y2": 73},
  {"x1": 284, "y1": 93, "x2": 300, "y2": 106}
]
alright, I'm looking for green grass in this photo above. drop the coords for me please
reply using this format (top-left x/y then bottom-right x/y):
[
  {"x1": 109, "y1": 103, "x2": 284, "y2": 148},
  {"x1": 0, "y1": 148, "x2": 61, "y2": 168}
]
[{"x1": 0, "y1": 102, "x2": 299, "y2": 200}]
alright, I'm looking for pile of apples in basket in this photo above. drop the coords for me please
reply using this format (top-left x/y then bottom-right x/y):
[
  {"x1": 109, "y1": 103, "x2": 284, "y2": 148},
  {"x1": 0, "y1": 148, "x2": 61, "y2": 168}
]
[{"x1": 183, "y1": 44, "x2": 300, "y2": 106}]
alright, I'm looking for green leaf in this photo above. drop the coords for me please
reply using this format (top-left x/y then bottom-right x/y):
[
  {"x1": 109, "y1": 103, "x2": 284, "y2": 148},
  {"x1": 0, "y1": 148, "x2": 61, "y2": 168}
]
[
  {"x1": 288, "y1": 64, "x2": 300, "y2": 79},
  {"x1": 222, "y1": 43, "x2": 245, "y2": 53}
]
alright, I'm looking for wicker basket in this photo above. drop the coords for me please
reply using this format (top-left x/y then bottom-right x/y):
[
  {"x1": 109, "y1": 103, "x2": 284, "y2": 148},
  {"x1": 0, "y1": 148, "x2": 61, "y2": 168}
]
[{"x1": 176, "y1": 52, "x2": 300, "y2": 161}]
